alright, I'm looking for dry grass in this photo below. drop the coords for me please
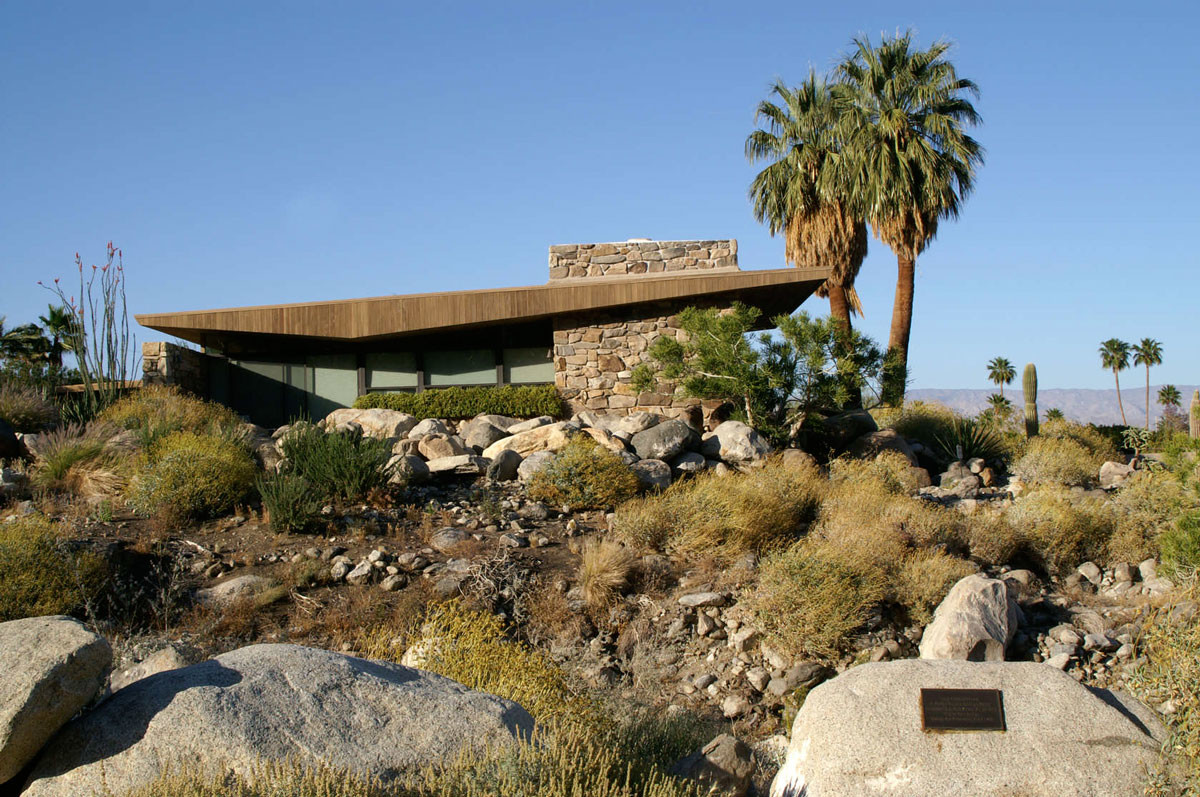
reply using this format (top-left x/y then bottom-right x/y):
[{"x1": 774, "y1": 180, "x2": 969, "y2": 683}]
[
  {"x1": 29, "y1": 422, "x2": 127, "y2": 499},
  {"x1": 963, "y1": 513, "x2": 1029, "y2": 567},
  {"x1": 873, "y1": 400, "x2": 961, "y2": 452},
  {"x1": 1011, "y1": 436, "x2": 1103, "y2": 487},
  {"x1": 0, "y1": 515, "x2": 109, "y2": 622},
  {"x1": 613, "y1": 455, "x2": 825, "y2": 560},
  {"x1": 1004, "y1": 486, "x2": 1116, "y2": 574},
  {"x1": 827, "y1": 451, "x2": 923, "y2": 495},
  {"x1": 1108, "y1": 470, "x2": 1196, "y2": 565},
  {"x1": 894, "y1": 550, "x2": 978, "y2": 625},
  {"x1": 1040, "y1": 418, "x2": 1120, "y2": 461},
  {"x1": 99, "y1": 384, "x2": 245, "y2": 447},
  {"x1": 578, "y1": 537, "x2": 636, "y2": 612},
  {"x1": 0, "y1": 381, "x2": 58, "y2": 433}
]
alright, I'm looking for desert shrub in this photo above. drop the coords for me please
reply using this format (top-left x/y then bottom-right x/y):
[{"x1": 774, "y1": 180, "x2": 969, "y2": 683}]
[
  {"x1": 0, "y1": 515, "x2": 108, "y2": 621},
  {"x1": 258, "y1": 472, "x2": 324, "y2": 533},
  {"x1": 895, "y1": 550, "x2": 977, "y2": 624},
  {"x1": 874, "y1": 400, "x2": 961, "y2": 452},
  {"x1": 748, "y1": 539, "x2": 887, "y2": 658},
  {"x1": 1040, "y1": 418, "x2": 1120, "y2": 462},
  {"x1": 1108, "y1": 471, "x2": 1196, "y2": 564},
  {"x1": 527, "y1": 437, "x2": 638, "y2": 510},
  {"x1": 100, "y1": 385, "x2": 244, "y2": 448},
  {"x1": 127, "y1": 431, "x2": 257, "y2": 521},
  {"x1": 1159, "y1": 512, "x2": 1200, "y2": 581},
  {"x1": 933, "y1": 416, "x2": 1008, "y2": 465},
  {"x1": 963, "y1": 513, "x2": 1029, "y2": 567},
  {"x1": 578, "y1": 537, "x2": 636, "y2": 611},
  {"x1": 280, "y1": 423, "x2": 395, "y2": 503},
  {"x1": 1005, "y1": 486, "x2": 1116, "y2": 574},
  {"x1": 0, "y1": 381, "x2": 58, "y2": 433},
  {"x1": 28, "y1": 422, "x2": 126, "y2": 500},
  {"x1": 828, "y1": 451, "x2": 923, "y2": 495},
  {"x1": 354, "y1": 385, "x2": 564, "y2": 421},
  {"x1": 1011, "y1": 436, "x2": 1102, "y2": 487},
  {"x1": 613, "y1": 455, "x2": 826, "y2": 560}
]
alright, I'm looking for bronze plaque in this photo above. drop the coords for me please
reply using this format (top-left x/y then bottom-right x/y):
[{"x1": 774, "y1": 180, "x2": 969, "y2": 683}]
[{"x1": 920, "y1": 688, "x2": 1006, "y2": 732}]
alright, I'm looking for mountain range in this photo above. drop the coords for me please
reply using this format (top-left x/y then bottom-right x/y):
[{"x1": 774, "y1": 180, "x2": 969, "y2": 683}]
[{"x1": 906, "y1": 385, "x2": 1199, "y2": 427}]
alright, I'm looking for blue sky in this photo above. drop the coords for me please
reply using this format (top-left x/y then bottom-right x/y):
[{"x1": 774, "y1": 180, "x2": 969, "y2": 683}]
[{"x1": 2, "y1": 0, "x2": 1197, "y2": 390}]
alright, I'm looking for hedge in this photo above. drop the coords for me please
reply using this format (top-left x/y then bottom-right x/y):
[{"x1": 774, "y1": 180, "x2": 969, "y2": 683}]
[{"x1": 353, "y1": 384, "x2": 565, "y2": 420}]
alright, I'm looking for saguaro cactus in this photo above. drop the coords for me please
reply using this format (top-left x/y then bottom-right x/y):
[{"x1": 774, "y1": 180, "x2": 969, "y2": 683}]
[
  {"x1": 1023, "y1": 363, "x2": 1039, "y2": 437},
  {"x1": 1191, "y1": 389, "x2": 1200, "y2": 439}
]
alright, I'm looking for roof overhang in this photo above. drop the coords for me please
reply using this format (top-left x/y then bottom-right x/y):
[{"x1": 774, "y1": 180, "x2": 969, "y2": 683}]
[{"x1": 136, "y1": 266, "x2": 830, "y2": 349}]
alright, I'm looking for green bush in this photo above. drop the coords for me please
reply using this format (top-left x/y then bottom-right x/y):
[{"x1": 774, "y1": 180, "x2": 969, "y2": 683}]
[
  {"x1": 127, "y1": 431, "x2": 257, "y2": 521},
  {"x1": 258, "y1": 472, "x2": 324, "y2": 533},
  {"x1": 1160, "y1": 512, "x2": 1200, "y2": 579},
  {"x1": 527, "y1": 437, "x2": 638, "y2": 510},
  {"x1": 280, "y1": 423, "x2": 395, "y2": 502},
  {"x1": 1011, "y1": 436, "x2": 1102, "y2": 487},
  {"x1": 354, "y1": 385, "x2": 564, "y2": 421},
  {"x1": 1040, "y1": 418, "x2": 1120, "y2": 462},
  {"x1": 874, "y1": 400, "x2": 962, "y2": 452},
  {"x1": 99, "y1": 385, "x2": 244, "y2": 448},
  {"x1": 1005, "y1": 486, "x2": 1115, "y2": 574},
  {"x1": 933, "y1": 417, "x2": 1007, "y2": 465},
  {"x1": 0, "y1": 516, "x2": 108, "y2": 622},
  {"x1": 0, "y1": 381, "x2": 58, "y2": 433},
  {"x1": 1108, "y1": 470, "x2": 1195, "y2": 564}
]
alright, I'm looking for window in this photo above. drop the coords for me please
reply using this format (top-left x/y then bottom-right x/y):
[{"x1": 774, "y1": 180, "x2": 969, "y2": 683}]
[
  {"x1": 425, "y1": 349, "x2": 496, "y2": 387},
  {"x1": 503, "y1": 347, "x2": 553, "y2": 383},
  {"x1": 365, "y1": 352, "x2": 418, "y2": 389}
]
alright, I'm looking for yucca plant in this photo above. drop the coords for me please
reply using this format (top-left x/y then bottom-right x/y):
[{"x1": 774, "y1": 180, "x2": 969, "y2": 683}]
[{"x1": 933, "y1": 417, "x2": 1006, "y2": 464}]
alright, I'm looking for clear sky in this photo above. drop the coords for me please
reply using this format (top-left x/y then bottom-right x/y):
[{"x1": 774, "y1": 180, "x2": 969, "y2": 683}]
[{"x1": 2, "y1": 0, "x2": 1197, "y2": 391}]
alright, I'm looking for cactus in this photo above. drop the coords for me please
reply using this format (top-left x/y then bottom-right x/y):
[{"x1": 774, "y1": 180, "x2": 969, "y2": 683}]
[
  {"x1": 1191, "y1": 389, "x2": 1200, "y2": 439},
  {"x1": 1023, "y1": 363, "x2": 1039, "y2": 437}
]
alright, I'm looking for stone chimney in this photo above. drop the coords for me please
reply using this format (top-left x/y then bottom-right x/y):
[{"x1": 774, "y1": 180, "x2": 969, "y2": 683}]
[{"x1": 548, "y1": 239, "x2": 737, "y2": 280}]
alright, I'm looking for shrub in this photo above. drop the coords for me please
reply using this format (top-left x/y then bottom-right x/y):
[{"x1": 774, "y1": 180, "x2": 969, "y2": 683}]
[
  {"x1": 1040, "y1": 418, "x2": 1120, "y2": 462},
  {"x1": 874, "y1": 400, "x2": 961, "y2": 452},
  {"x1": 1108, "y1": 470, "x2": 1195, "y2": 564},
  {"x1": 258, "y1": 472, "x2": 324, "y2": 533},
  {"x1": 828, "y1": 451, "x2": 923, "y2": 495},
  {"x1": 933, "y1": 417, "x2": 1007, "y2": 465},
  {"x1": 127, "y1": 431, "x2": 257, "y2": 521},
  {"x1": 354, "y1": 385, "x2": 565, "y2": 421},
  {"x1": 28, "y1": 423, "x2": 123, "y2": 499},
  {"x1": 747, "y1": 539, "x2": 886, "y2": 658},
  {"x1": 280, "y1": 423, "x2": 395, "y2": 503},
  {"x1": 0, "y1": 515, "x2": 108, "y2": 621},
  {"x1": 1011, "y1": 436, "x2": 1102, "y2": 487},
  {"x1": 0, "y1": 381, "x2": 58, "y2": 433},
  {"x1": 963, "y1": 513, "x2": 1029, "y2": 567},
  {"x1": 527, "y1": 437, "x2": 638, "y2": 510},
  {"x1": 1159, "y1": 512, "x2": 1200, "y2": 580},
  {"x1": 1005, "y1": 486, "x2": 1116, "y2": 574},
  {"x1": 895, "y1": 550, "x2": 977, "y2": 624},
  {"x1": 99, "y1": 385, "x2": 244, "y2": 447},
  {"x1": 613, "y1": 455, "x2": 826, "y2": 560},
  {"x1": 578, "y1": 537, "x2": 636, "y2": 611}
]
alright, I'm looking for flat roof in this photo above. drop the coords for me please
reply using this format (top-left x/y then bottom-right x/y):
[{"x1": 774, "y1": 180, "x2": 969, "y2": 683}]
[{"x1": 136, "y1": 266, "x2": 830, "y2": 347}]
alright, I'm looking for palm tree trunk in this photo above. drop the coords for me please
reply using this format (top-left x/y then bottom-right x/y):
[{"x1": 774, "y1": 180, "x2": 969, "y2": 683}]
[
  {"x1": 883, "y1": 254, "x2": 916, "y2": 405},
  {"x1": 1145, "y1": 366, "x2": 1151, "y2": 431},
  {"x1": 1114, "y1": 369, "x2": 1127, "y2": 426},
  {"x1": 826, "y1": 284, "x2": 863, "y2": 409}
]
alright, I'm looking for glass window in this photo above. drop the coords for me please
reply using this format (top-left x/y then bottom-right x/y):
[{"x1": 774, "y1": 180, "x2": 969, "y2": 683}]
[
  {"x1": 503, "y1": 347, "x2": 554, "y2": 384},
  {"x1": 426, "y1": 349, "x2": 496, "y2": 387},
  {"x1": 365, "y1": 352, "x2": 418, "y2": 389},
  {"x1": 307, "y1": 354, "x2": 358, "y2": 419}
]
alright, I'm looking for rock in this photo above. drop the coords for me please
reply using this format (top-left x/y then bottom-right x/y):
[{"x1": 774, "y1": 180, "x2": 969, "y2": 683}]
[
  {"x1": 388, "y1": 454, "x2": 430, "y2": 484},
  {"x1": 1044, "y1": 652, "x2": 1072, "y2": 670},
  {"x1": 517, "y1": 450, "x2": 556, "y2": 481},
  {"x1": 630, "y1": 419, "x2": 699, "y2": 461},
  {"x1": 430, "y1": 527, "x2": 472, "y2": 553},
  {"x1": 23, "y1": 644, "x2": 533, "y2": 797},
  {"x1": 670, "y1": 451, "x2": 707, "y2": 476},
  {"x1": 1112, "y1": 562, "x2": 1135, "y2": 583},
  {"x1": 769, "y1": 660, "x2": 1165, "y2": 797},
  {"x1": 918, "y1": 574, "x2": 1019, "y2": 661},
  {"x1": 110, "y1": 646, "x2": 191, "y2": 693},
  {"x1": 1077, "y1": 561, "x2": 1103, "y2": 585},
  {"x1": 1099, "y1": 460, "x2": 1135, "y2": 489},
  {"x1": 345, "y1": 560, "x2": 373, "y2": 585},
  {"x1": 321, "y1": 408, "x2": 417, "y2": 439},
  {"x1": 195, "y1": 575, "x2": 273, "y2": 608},
  {"x1": 482, "y1": 422, "x2": 577, "y2": 459},
  {"x1": 679, "y1": 591, "x2": 726, "y2": 608},
  {"x1": 418, "y1": 433, "x2": 469, "y2": 460},
  {"x1": 579, "y1": 426, "x2": 628, "y2": 454},
  {"x1": 781, "y1": 448, "x2": 819, "y2": 469},
  {"x1": 1138, "y1": 558, "x2": 1158, "y2": 581},
  {"x1": 0, "y1": 616, "x2": 111, "y2": 784},
  {"x1": 392, "y1": 437, "x2": 422, "y2": 457},
  {"x1": 379, "y1": 574, "x2": 406, "y2": 592},
  {"x1": 722, "y1": 695, "x2": 751, "y2": 719},
  {"x1": 486, "y1": 449, "x2": 522, "y2": 481},
  {"x1": 610, "y1": 411, "x2": 661, "y2": 437},
  {"x1": 910, "y1": 466, "x2": 933, "y2": 488},
  {"x1": 506, "y1": 415, "x2": 555, "y2": 434},
  {"x1": 631, "y1": 459, "x2": 672, "y2": 490},
  {"x1": 407, "y1": 418, "x2": 450, "y2": 438},
  {"x1": 459, "y1": 418, "x2": 510, "y2": 451},
  {"x1": 425, "y1": 455, "x2": 488, "y2": 475},
  {"x1": 746, "y1": 667, "x2": 770, "y2": 692},
  {"x1": 330, "y1": 561, "x2": 352, "y2": 581},
  {"x1": 474, "y1": 414, "x2": 520, "y2": 432},
  {"x1": 966, "y1": 457, "x2": 986, "y2": 474},
  {"x1": 822, "y1": 409, "x2": 877, "y2": 452},
  {"x1": 846, "y1": 429, "x2": 918, "y2": 466},
  {"x1": 671, "y1": 733, "x2": 755, "y2": 797},
  {"x1": 500, "y1": 533, "x2": 528, "y2": 548},
  {"x1": 699, "y1": 421, "x2": 772, "y2": 463},
  {"x1": 978, "y1": 466, "x2": 998, "y2": 487}
]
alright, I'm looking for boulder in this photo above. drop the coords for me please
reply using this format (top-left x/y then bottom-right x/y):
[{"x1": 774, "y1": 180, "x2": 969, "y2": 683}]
[
  {"x1": 425, "y1": 455, "x2": 488, "y2": 476},
  {"x1": 631, "y1": 459, "x2": 672, "y2": 491},
  {"x1": 0, "y1": 616, "x2": 111, "y2": 784},
  {"x1": 23, "y1": 644, "x2": 533, "y2": 797},
  {"x1": 671, "y1": 451, "x2": 707, "y2": 476},
  {"x1": 459, "y1": 418, "x2": 509, "y2": 451},
  {"x1": 671, "y1": 733, "x2": 755, "y2": 797},
  {"x1": 109, "y1": 646, "x2": 192, "y2": 694},
  {"x1": 610, "y1": 411, "x2": 661, "y2": 438},
  {"x1": 781, "y1": 448, "x2": 819, "y2": 469},
  {"x1": 630, "y1": 419, "x2": 699, "y2": 461},
  {"x1": 821, "y1": 409, "x2": 877, "y2": 452},
  {"x1": 486, "y1": 449, "x2": 522, "y2": 481},
  {"x1": 195, "y1": 575, "x2": 274, "y2": 608},
  {"x1": 321, "y1": 408, "x2": 417, "y2": 439},
  {"x1": 919, "y1": 574, "x2": 1019, "y2": 662},
  {"x1": 517, "y1": 450, "x2": 556, "y2": 481},
  {"x1": 430, "y1": 527, "x2": 472, "y2": 553},
  {"x1": 1099, "y1": 460, "x2": 1135, "y2": 489},
  {"x1": 482, "y1": 421, "x2": 577, "y2": 459},
  {"x1": 579, "y1": 426, "x2": 628, "y2": 454},
  {"x1": 700, "y1": 420, "x2": 772, "y2": 463},
  {"x1": 407, "y1": 418, "x2": 450, "y2": 439},
  {"x1": 387, "y1": 454, "x2": 430, "y2": 484},
  {"x1": 846, "y1": 429, "x2": 918, "y2": 466},
  {"x1": 769, "y1": 659, "x2": 1165, "y2": 797},
  {"x1": 473, "y1": 414, "x2": 520, "y2": 431},
  {"x1": 506, "y1": 415, "x2": 555, "y2": 434},
  {"x1": 417, "y1": 433, "x2": 470, "y2": 460}
]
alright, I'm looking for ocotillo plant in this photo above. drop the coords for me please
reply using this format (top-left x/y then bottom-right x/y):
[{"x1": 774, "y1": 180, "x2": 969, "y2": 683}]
[
  {"x1": 1023, "y1": 363, "x2": 1039, "y2": 437},
  {"x1": 1191, "y1": 390, "x2": 1200, "y2": 439}
]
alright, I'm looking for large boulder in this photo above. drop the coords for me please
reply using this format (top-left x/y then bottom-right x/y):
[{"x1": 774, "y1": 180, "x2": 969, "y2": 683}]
[
  {"x1": 195, "y1": 575, "x2": 274, "y2": 609},
  {"x1": 631, "y1": 459, "x2": 672, "y2": 491},
  {"x1": 388, "y1": 454, "x2": 431, "y2": 484},
  {"x1": 630, "y1": 419, "x2": 699, "y2": 461},
  {"x1": 482, "y1": 421, "x2": 577, "y2": 459},
  {"x1": 846, "y1": 429, "x2": 918, "y2": 466},
  {"x1": 486, "y1": 449, "x2": 522, "y2": 482},
  {"x1": 919, "y1": 574, "x2": 1019, "y2": 662},
  {"x1": 0, "y1": 616, "x2": 111, "y2": 784},
  {"x1": 671, "y1": 733, "x2": 755, "y2": 797},
  {"x1": 821, "y1": 409, "x2": 878, "y2": 452},
  {"x1": 700, "y1": 420, "x2": 772, "y2": 463},
  {"x1": 417, "y1": 433, "x2": 470, "y2": 460},
  {"x1": 770, "y1": 660, "x2": 1165, "y2": 797},
  {"x1": 609, "y1": 411, "x2": 661, "y2": 438},
  {"x1": 517, "y1": 450, "x2": 556, "y2": 482},
  {"x1": 459, "y1": 418, "x2": 510, "y2": 451},
  {"x1": 425, "y1": 454, "x2": 488, "y2": 476},
  {"x1": 24, "y1": 644, "x2": 533, "y2": 797},
  {"x1": 321, "y1": 408, "x2": 417, "y2": 439},
  {"x1": 407, "y1": 418, "x2": 450, "y2": 439},
  {"x1": 506, "y1": 415, "x2": 555, "y2": 434},
  {"x1": 1099, "y1": 460, "x2": 1135, "y2": 489}
]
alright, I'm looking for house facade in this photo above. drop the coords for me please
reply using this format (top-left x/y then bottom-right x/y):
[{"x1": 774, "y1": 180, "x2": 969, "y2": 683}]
[{"x1": 137, "y1": 240, "x2": 827, "y2": 427}]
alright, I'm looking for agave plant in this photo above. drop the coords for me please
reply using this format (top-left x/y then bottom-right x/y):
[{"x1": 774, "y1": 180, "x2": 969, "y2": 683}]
[{"x1": 933, "y1": 417, "x2": 1006, "y2": 464}]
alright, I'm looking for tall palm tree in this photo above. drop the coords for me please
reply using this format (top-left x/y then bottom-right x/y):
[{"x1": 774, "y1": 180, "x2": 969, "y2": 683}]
[
  {"x1": 747, "y1": 75, "x2": 868, "y2": 330},
  {"x1": 986, "y1": 356, "x2": 1015, "y2": 400},
  {"x1": 1099, "y1": 338, "x2": 1131, "y2": 425},
  {"x1": 1158, "y1": 384, "x2": 1181, "y2": 411},
  {"x1": 37, "y1": 304, "x2": 77, "y2": 370},
  {"x1": 833, "y1": 31, "x2": 984, "y2": 402},
  {"x1": 1045, "y1": 408, "x2": 1065, "y2": 421},
  {"x1": 1131, "y1": 338, "x2": 1163, "y2": 430}
]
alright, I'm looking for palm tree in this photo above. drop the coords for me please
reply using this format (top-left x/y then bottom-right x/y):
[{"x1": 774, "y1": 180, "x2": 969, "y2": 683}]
[
  {"x1": 37, "y1": 304, "x2": 77, "y2": 370},
  {"x1": 747, "y1": 75, "x2": 868, "y2": 329},
  {"x1": 1131, "y1": 338, "x2": 1163, "y2": 430},
  {"x1": 0, "y1": 320, "x2": 48, "y2": 365},
  {"x1": 833, "y1": 31, "x2": 984, "y2": 402},
  {"x1": 1158, "y1": 384, "x2": 1181, "y2": 411},
  {"x1": 1045, "y1": 408, "x2": 1065, "y2": 421},
  {"x1": 986, "y1": 357, "x2": 1015, "y2": 400},
  {"x1": 1099, "y1": 338, "x2": 1131, "y2": 425}
]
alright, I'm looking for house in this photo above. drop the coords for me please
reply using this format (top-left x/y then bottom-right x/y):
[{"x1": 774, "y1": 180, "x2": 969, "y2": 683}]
[{"x1": 136, "y1": 239, "x2": 828, "y2": 428}]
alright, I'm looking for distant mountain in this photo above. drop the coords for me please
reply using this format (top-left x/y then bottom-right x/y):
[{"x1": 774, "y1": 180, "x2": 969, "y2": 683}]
[{"x1": 906, "y1": 385, "x2": 1199, "y2": 426}]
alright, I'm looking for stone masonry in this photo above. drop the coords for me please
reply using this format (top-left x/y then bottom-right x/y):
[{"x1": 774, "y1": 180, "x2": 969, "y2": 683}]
[
  {"x1": 141, "y1": 341, "x2": 209, "y2": 395},
  {"x1": 548, "y1": 239, "x2": 737, "y2": 280}
]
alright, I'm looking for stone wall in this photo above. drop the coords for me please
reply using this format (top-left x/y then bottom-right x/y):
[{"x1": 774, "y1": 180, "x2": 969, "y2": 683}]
[
  {"x1": 141, "y1": 341, "x2": 209, "y2": 395},
  {"x1": 548, "y1": 239, "x2": 737, "y2": 280}
]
